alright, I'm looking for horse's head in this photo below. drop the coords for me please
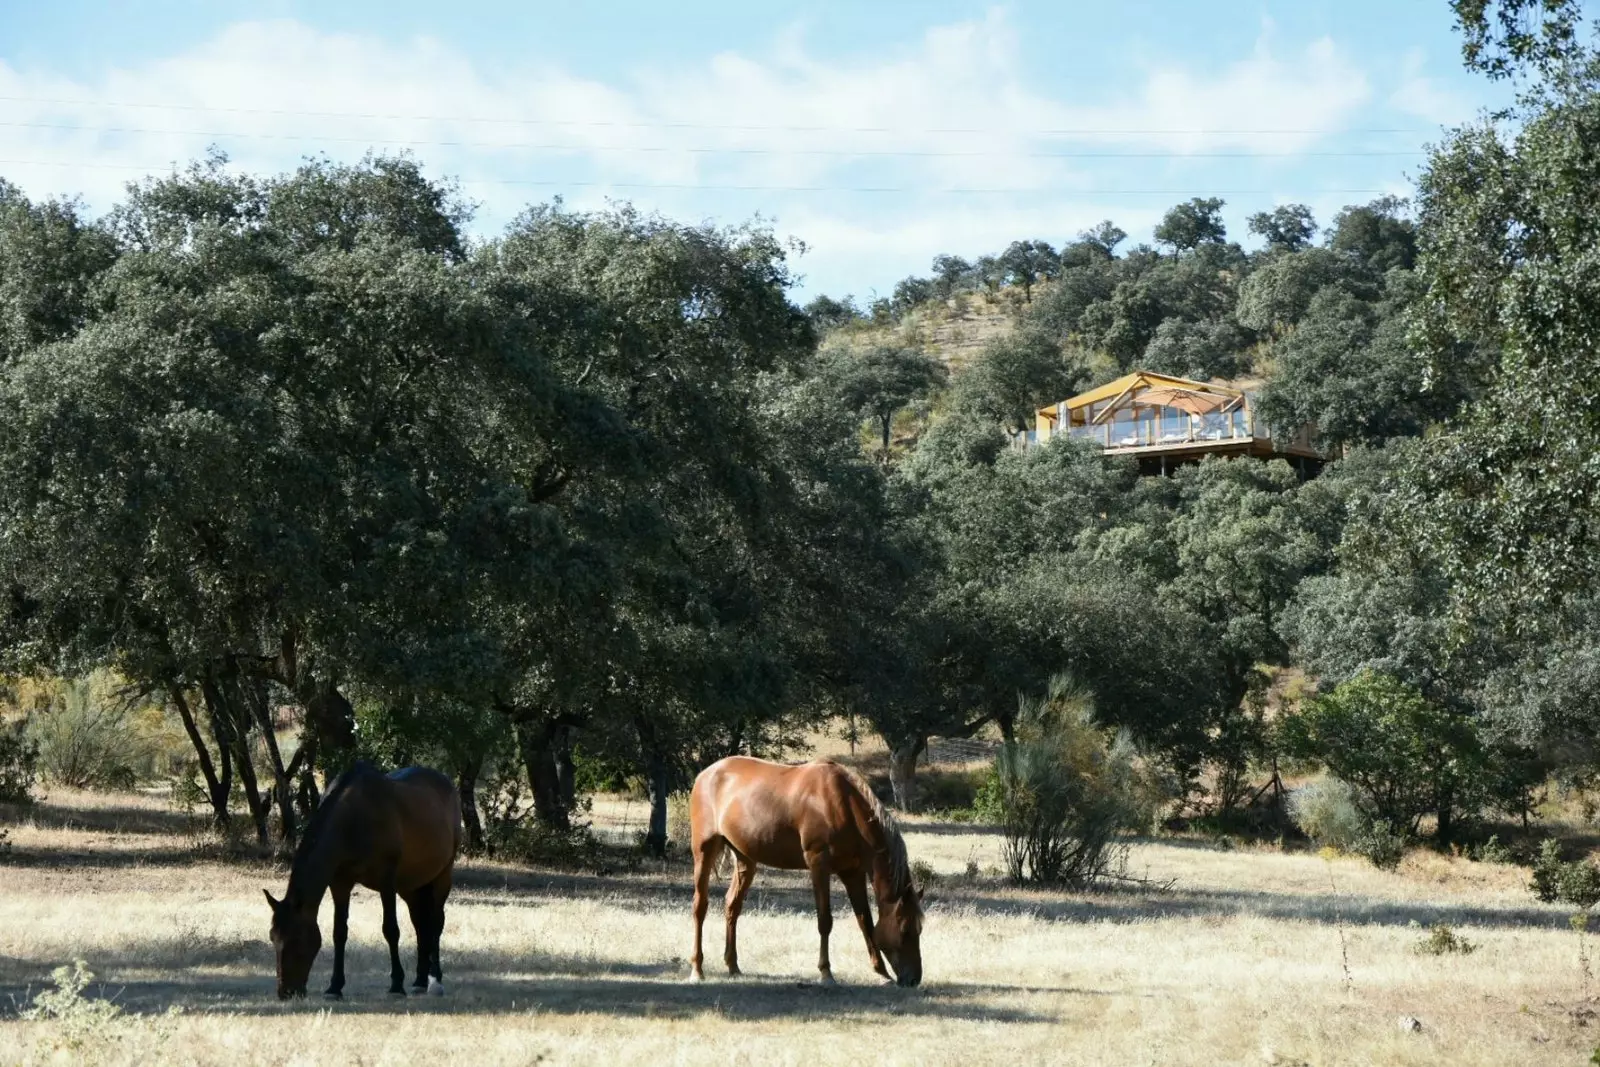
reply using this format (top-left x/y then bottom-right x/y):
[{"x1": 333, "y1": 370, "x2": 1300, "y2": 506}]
[
  {"x1": 874, "y1": 883, "x2": 925, "y2": 987},
  {"x1": 264, "y1": 889, "x2": 321, "y2": 999}
]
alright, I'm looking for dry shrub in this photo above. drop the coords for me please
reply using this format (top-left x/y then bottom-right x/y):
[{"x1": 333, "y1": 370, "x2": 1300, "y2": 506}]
[{"x1": 990, "y1": 677, "x2": 1149, "y2": 888}]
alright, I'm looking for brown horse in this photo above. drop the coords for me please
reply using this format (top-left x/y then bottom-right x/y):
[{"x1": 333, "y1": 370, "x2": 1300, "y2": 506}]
[
  {"x1": 264, "y1": 762, "x2": 461, "y2": 1000},
  {"x1": 689, "y1": 756, "x2": 924, "y2": 987}
]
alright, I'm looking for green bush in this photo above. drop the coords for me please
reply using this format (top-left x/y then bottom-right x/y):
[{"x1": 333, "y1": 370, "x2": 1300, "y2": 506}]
[
  {"x1": 1414, "y1": 922, "x2": 1477, "y2": 956},
  {"x1": 1287, "y1": 777, "x2": 1366, "y2": 850},
  {"x1": 1531, "y1": 838, "x2": 1600, "y2": 908},
  {"x1": 1279, "y1": 671, "x2": 1484, "y2": 836},
  {"x1": 25, "y1": 673, "x2": 150, "y2": 789},
  {"x1": 989, "y1": 677, "x2": 1149, "y2": 888},
  {"x1": 1355, "y1": 819, "x2": 1407, "y2": 871},
  {"x1": 0, "y1": 726, "x2": 39, "y2": 805}
]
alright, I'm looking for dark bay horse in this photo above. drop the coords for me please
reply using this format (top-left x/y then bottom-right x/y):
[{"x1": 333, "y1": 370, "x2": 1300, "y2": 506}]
[
  {"x1": 264, "y1": 762, "x2": 461, "y2": 1000},
  {"x1": 689, "y1": 756, "x2": 924, "y2": 986}
]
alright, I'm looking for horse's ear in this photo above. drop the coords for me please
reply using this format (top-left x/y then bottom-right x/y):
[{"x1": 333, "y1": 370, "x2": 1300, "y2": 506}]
[{"x1": 263, "y1": 889, "x2": 280, "y2": 910}]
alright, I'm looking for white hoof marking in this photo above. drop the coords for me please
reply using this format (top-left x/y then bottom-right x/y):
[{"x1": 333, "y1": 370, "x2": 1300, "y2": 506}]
[{"x1": 427, "y1": 977, "x2": 445, "y2": 997}]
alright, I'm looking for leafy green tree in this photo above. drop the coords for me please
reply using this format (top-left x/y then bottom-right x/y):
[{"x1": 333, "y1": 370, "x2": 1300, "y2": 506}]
[
  {"x1": 931, "y1": 254, "x2": 973, "y2": 299},
  {"x1": 0, "y1": 182, "x2": 116, "y2": 364},
  {"x1": 1247, "y1": 204, "x2": 1317, "y2": 251},
  {"x1": 1234, "y1": 247, "x2": 1372, "y2": 336},
  {"x1": 891, "y1": 275, "x2": 936, "y2": 316},
  {"x1": 1076, "y1": 221, "x2": 1127, "y2": 258},
  {"x1": 1394, "y1": 49, "x2": 1600, "y2": 623},
  {"x1": 1154, "y1": 197, "x2": 1228, "y2": 252},
  {"x1": 1452, "y1": 0, "x2": 1587, "y2": 81},
  {"x1": 1279, "y1": 671, "x2": 1485, "y2": 838},
  {"x1": 1327, "y1": 197, "x2": 1417, "y2": 273},
  {"x1": 822, "y1": 343, "x2": 947, "y2": 458},
  {"x1": 803, "y1": 294, "x2": 863, "y2": 332},
  {"x1": 951, "y1": 328, "x2": 1085, "y2": 434},
  {"x1": 999, "y1": 239, "x2": 1059, "y2": 301}
]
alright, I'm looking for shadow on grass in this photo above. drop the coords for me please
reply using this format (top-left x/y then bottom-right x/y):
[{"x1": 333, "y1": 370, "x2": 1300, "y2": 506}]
[
  {"x1": 0, "y1": 798, "x2": 198, "y2": 838},
  {"x1": 456, "y1": 861, "x2": 1575, "y2": 935},
  {"x1": 0, "y1": 942, "x2": 1067, "y2": 1024}
]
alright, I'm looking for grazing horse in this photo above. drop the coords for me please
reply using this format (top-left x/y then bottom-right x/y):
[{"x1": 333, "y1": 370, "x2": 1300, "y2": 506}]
[
  {"x1": 689, "y1": 756, "x2": 924, "y2": 987},
  {"x1": 263, "y1": 762, "x2": 461, "y2": 1000}
]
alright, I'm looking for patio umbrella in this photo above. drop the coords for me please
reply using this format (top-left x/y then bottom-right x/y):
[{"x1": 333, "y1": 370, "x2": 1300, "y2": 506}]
[{"x1": 1134, "y1": 387, "x2": 1230, "y2": 415}]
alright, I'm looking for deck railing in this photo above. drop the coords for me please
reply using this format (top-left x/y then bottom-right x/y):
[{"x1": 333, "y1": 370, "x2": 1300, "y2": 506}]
[{"x1": 1057, "y1": 408, "x2": 1253, "y2": 449}]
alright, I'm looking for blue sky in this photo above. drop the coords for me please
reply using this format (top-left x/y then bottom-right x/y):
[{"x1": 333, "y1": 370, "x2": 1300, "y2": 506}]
[{"x1": 0, "y1": 2, "x2": 1509, "y2": 299}]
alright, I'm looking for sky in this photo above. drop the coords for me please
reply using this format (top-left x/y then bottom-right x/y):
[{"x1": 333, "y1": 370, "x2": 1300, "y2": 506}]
[{"x1": 0, "y1": 1, "x2": 1512, "y2": 300}]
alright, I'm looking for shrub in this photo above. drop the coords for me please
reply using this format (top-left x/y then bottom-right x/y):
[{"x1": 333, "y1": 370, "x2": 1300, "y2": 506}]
[
  {"x1": 989, "y1": 677, "x2": 1148, "y2": 888},
  {"x1": 1414, "y1": 922, "x2": 1478, "y2": 956},
  {"x1": 1355, "y1": 819, "x2": 1407, "y2": 871},
  {"x1": 1532, "y1": 839, "x2": 1600, "y2": 908},
  {"x1": 1473, "y1": 834, "x2": 1515, "y2": 865},
  {"x1": 0, "y1": 726, "x2": 39, "y2": 805},
  {"x1": 1279, "y1": 670, "x2": 1484, "y2": 836},
  {"x1": 25, "y1": 672, "x2": 151, "y2": 789},
  {"x1": 1287, "y1": 777, "x2": 1366, "y2": 850}
]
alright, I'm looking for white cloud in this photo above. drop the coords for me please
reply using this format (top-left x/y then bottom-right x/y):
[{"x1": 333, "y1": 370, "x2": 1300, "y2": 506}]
[
  {"x1": 0, "y1": 11, "x2": 1392, "y2": 295},
  {"x1": 1388, "y1": 47, "x2": 1474, "y2": 126}
]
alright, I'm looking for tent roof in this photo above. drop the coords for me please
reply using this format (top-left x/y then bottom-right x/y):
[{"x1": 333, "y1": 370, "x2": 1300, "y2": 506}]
[{"x1": 1039, "y1": 371, "x2": 1244, "y2": 417}]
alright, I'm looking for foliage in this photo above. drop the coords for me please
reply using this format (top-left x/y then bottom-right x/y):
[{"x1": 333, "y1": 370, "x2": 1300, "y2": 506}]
[
  {"x1": 1287, "y1": 777, "x2": 1367, "y2": 851},
  {"x1": 25, "y1": 673, "x2": 151, "y2": 790},
  {"x1": 988, "y1": 678, "x2": 1148, "y2": 887},
  {"x1": 1414, "y1": 922, "x2": 1478, "y2": 955},
  {"x1": 1532, "y1": 838, "x2": 1600, "y2": 908},
  {"x1": 1154, "y1": 197, "x2": 1228, "y2": 251},
  {"x1": 822, "y1": 342, "x2": 947, "y2": 455},
  {"x1": 1355, "y1": 819, "x2": 1407, "y2": 871},
  {"x1": 1248, "y1": 203, "x2": 1318, "y2": 251},
  {"x1": 1279, "y1": 671, "x2": 1485, "y2": 836},
  {"x1": 0, "y1": 726, "x2": 39, "y2": 804}
]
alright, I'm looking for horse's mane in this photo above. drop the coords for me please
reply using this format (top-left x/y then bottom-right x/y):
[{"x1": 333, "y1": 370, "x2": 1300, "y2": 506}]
[
  {"x1": 288, "y1": 760, "x2": 374, "y2": 887},
  {"x1": 828, "y1": 760, "x2": 915, "y2": 901}
]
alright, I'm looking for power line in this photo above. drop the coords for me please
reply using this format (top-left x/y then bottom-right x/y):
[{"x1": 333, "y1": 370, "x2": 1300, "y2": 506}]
[
  {"x1": 0, "y1": 159, "x2": 1401, "y2": 196},
  {"x1": 0, "y1": 94, "x2": 1436, "y2": 137},
  {"x1": 0, "y1": 121, "x2": 1428, "y2": 159}
]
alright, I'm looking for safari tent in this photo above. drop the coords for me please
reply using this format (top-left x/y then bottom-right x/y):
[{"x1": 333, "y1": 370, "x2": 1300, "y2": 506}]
[{"x1": 1019, "y1": 371, "x2": 1322, "y2": 475}]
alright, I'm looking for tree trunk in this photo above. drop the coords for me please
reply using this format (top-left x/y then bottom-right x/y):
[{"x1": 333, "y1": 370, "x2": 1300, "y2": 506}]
[
  {"x1": 457, "y1": 759, "x2": 485, "y2": 853},
  {"x1": 1436, "y1": 792, "x2": 1455, "y2": 845},
  {"x1": 202, "y1": 672, "x2": 269, "y2": 846},
  {"x1": 516, "y1": 721, "x2": 569, "y2": 832},
  {"x1": 241, "y1": 672, "x2": 296, "y2": 845},
  {"x1": 553, "y1": 725, "x2": 576, "y2": 811},
  {"x1": 166, "y1": 682, "x2": 230, "y2": 828},
  {"x1": 644, "y1": 747, "x2": 670, "y2": 859},
  {"x1": 888, "y1": 737, "x2": 925, "y2": 812}
]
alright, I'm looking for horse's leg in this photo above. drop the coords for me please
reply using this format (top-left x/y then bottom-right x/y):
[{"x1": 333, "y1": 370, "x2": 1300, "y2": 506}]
[
  {"x1": 689, "y1": 835, "x2": 722, "y2": 981},
  {"x1": 428, "y1": 870, "x2": 451, "y2": 994},
  {"x1": 807, "y1": 855, "x2": 835, "y2": 986},
  {"x1": 404, "y1": 886, "x2": 432, "y2": 991},
  {"x1": 842, "y1": 868, "x2": 891, "y2": 981},
  {"x1": 380, "y1": 881, "x2": 406, "y2": 996},
  {"x1": 723, "y1": 852, "x2": 756, "y2": 976},
  {"x1": 325, "y1": 883, "x2": 352, "y2": 999}
]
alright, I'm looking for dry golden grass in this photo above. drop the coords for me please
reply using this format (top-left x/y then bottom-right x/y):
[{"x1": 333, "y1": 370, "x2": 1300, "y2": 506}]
[{"x1": 0, "y1": 784, "x2": 1595, "y2": 1066}]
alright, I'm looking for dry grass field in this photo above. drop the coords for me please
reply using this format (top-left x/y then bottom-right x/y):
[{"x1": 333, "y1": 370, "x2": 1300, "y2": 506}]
[{"x1": 1, "y1": 784, "x2": 1596, "y2": 1066}]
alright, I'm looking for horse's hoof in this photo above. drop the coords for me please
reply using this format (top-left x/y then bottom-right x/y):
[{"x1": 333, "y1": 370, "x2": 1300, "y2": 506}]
[
  {"x1": 322, "y1": 991, "x2": 343, "y2": 1001},
  {"x1": 685, "y1": 971, "x2": 704, "y2": 984},
  {"x1": 427, "y1": 977, "x2": 445, "y2": 997},
  {"x1": 818, "y1": 972, "x2": 837, "y2": 987},
  {"x1": 389, "y1": 988, "x2": 407, "y2": 998}
]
